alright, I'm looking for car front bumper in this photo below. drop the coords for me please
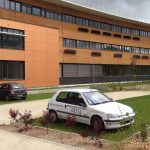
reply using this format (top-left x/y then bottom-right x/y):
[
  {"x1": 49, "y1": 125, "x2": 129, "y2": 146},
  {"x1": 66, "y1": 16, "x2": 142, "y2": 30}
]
[{"x1": 104, "y1": 115, "x2": 135, "y2": 129}]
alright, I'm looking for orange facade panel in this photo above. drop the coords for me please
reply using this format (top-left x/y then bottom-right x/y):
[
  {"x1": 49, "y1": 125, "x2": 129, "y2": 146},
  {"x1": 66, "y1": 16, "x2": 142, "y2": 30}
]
[{"x1": 0, "y1": 18, "x2": 59, "y2": 88}]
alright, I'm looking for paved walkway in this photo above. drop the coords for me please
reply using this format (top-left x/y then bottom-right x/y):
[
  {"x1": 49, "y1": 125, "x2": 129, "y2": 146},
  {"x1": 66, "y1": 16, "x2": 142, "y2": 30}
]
[
  {"x1": 0, "y1": 90, "x2": 149, "y2": 150},
  {"x1": 0, "y1": 130, "x2": 81, "y2": 150},
  {"x1": 106, "y1": 90, "x2": 150, "y2": 101}
]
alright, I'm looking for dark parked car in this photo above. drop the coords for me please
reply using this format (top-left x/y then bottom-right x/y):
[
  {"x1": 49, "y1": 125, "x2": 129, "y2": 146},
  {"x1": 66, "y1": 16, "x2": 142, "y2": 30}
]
[{"x1": 0, "y1": 83, "x2": 27, "y2": 100}]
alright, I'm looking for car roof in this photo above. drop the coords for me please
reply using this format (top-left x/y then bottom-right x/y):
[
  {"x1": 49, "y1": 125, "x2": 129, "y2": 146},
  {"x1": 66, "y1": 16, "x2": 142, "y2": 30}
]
[
  {"x1": 0, "y1": 82, "x2": 22, "y2": 85},
  {"x1": 57, "y1": 88, "x2": 98, "y2": 93}
]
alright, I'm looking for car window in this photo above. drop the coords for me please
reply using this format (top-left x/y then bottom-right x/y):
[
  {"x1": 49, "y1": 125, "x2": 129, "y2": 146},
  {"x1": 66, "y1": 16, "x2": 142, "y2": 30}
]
[
  {"x1": 68, "y1": 92, "x2": 86, "y2": 106},
  {"x1": 56, "y1": 92, "x2": 86, "y2": 106},
  {"x1": 11, "y1": 83, "x2": 24, "y2": 89},
  {"x1": 2, "y1": 84, "x2": 10, "y2": 89},
  {"x1": 83, "y1": 91, "x2": 111, "y2": 105},
  {"x1": 56, "y1": 92, "x2": 69, "y2": 103}
]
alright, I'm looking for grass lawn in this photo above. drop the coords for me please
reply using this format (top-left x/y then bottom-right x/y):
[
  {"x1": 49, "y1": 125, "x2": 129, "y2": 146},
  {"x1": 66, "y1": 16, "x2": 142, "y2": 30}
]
[
  {"x1": 31, "y1": 95, "x2": 150, "y2": 142},
  {"x1": 0, "y1": 92, "x2": 54, "y2": 105}
]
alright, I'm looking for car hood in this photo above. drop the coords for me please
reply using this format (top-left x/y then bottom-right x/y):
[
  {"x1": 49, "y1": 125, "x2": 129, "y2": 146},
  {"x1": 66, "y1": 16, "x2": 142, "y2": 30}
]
[{"x1": 90, "y1": 102, "x2": 133, "y2": 115}]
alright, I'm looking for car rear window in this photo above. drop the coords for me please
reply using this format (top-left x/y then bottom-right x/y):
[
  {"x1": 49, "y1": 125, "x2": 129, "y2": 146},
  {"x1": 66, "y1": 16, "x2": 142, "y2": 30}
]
[{"x1": 11, "y1": 84, "x2": 24, "y2": 89}]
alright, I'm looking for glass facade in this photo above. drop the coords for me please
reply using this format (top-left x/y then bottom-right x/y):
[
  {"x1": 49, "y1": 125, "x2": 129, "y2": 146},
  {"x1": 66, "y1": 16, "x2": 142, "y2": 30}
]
[{"x1": 63, "y1": 38, "x2": 150, "y2": 54}]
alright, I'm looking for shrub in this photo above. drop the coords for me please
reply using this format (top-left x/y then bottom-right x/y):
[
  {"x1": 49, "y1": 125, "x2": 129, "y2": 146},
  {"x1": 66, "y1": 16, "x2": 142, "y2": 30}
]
[
  {"x1": 41, "y1": 110, "x2": 55, "y2": 133},
  {"x1": 139, "y1": 122, "x2": 148, "y2": 143},
  {"x1": 65, "y1": 115, "x2": 76, "y2": 128},
  {"x1": 9, "y1": 108, "x2": 19, "y2": 124},
  {"x1": 18, "y1": 110, "x2": 32, "y2": 131}
]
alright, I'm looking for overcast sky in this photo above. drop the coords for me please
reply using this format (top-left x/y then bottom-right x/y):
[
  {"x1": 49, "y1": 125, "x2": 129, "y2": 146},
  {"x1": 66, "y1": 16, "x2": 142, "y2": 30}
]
[{"x1": 66, "y1": 0, "x2": 150, "y2": 22}]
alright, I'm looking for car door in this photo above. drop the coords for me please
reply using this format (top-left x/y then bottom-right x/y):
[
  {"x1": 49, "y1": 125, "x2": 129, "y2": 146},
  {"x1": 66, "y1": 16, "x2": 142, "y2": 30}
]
[
  {"x1": 55, "y1": 91, "x2": 71, "y2": 119},
  {"x1": 65, "y1": 92, "x2": 90, "y2": 124},
  {"x1": 0, "y1": 84, "x2": 9, "y2": 99}
]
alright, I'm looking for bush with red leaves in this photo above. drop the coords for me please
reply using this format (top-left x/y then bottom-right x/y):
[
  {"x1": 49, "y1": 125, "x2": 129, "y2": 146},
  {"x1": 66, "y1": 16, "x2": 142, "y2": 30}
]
[{"x1": 9, "y1": 108, "x2": 19, "y2": 124}]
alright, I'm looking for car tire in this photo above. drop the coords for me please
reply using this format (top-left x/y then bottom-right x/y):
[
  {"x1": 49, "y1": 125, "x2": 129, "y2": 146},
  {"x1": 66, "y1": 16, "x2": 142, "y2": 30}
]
[
  {"x1": 22, "y1": 97, "x2": 27, "y2": 100},
  {"x1": 91, "y1": 116, "x2": 104, "y2": 134},
  {"x1": 49, "y1": 110, "x2": 58, "y2": 122}
]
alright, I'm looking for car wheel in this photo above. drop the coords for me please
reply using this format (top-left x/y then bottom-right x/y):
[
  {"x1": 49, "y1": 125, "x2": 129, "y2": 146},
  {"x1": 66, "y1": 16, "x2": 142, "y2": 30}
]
[
  {"x1": 91, "y1": 116, "x2": 104, "y2": 134},
  {"x1": 49, "y1": 110, "x2": 58, "y2": 122}
]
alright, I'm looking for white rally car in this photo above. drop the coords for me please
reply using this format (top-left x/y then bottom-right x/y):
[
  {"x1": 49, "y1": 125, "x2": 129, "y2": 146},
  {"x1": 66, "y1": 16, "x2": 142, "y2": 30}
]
[{"x1": 47, "y1": 89, "x2": 135, "y2": 130}]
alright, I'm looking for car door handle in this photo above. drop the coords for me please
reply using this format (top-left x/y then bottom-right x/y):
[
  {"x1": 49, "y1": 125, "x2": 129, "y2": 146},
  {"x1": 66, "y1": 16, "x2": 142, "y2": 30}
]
[{"x1": 65, "y1": 105, "x2": 66, "y2": 108}]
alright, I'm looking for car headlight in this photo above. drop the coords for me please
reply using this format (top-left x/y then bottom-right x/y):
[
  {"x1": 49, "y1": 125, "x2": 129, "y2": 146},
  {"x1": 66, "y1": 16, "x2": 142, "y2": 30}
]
[{"x1": 107, "y1": 113, "x2": 120, "y2": 119}]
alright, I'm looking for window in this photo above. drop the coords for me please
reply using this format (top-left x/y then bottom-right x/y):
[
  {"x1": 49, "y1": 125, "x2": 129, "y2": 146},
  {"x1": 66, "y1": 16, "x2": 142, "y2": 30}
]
[
  {"x1": 0, "y1": 61, "x2": 25, "y2": 80},
  {"x1": 112, "y1": 25, "x2": 121, "y2": 33},
  {"x1": 0, "y1": 0, "x2": 4, "y2": 8},
  {"x1": 101, "y1": 23, "x2": 111, "y2": 31},
  {"x1": 10, "y1": 1, "x2": 15, "y2": 11},
  {"x1": 63, "y1": 39, "x2": 76, "y2": 48},
  {"x1": 0, "y1": 27, "x2": 24, "y2": 50},
  {"x1": 16, "y1": 2, "x2": 21, "y2": 12},
  {"x1": 63, "y1": 14, "x2": 76, "y2": 23},
  {"x1": 32, "y1": 7, "x2": 41, "y2": 16},
  {"x1": 22, "y1": 4, "x2": 31, "y2": 14},
  {"x1": 122, "y1": 27, "x2": 131, "y2": 34},
  {"x1": 132, "y1": 29, "x2": 140, "y2": 36},
  {"x1": 56, "y1": 92, "x2": 69, "y2": 103},
  {"x1": 76, "y1": 17, "x2": 88, "y2": 26},
  {"x1": 68, "y1": 92, "x2": 85, "y2": 106},
  {"x1": 89, "y1": 20, "x2": 100, "y2": 29}
]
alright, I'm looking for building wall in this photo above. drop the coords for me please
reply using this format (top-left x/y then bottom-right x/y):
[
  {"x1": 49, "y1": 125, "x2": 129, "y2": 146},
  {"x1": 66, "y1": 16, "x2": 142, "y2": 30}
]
[
  {"x1": 0, "y1": 0, "x2": 149, "y2": 86},
  {"x1": 0, "y1": 0, "x2": 149, "y2": 66},
  {"x1": 0, "y1": 18, "x2": 59, "y2": 88}
]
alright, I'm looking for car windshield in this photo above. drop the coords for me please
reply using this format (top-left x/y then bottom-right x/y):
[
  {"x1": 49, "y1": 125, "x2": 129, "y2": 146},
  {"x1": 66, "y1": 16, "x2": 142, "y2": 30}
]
[
  {"x1": 83, "y1": 91, "x2": 111, "y2": 105},
  {"x1": 11, "y1": 84, "x2": 24, "y2": 89}
]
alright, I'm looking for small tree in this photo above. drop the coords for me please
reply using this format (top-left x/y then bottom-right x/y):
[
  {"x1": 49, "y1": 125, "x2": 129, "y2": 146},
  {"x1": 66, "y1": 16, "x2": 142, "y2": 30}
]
[{"x1": 19, "y1": 110, "x2": 32, "y2": 131}]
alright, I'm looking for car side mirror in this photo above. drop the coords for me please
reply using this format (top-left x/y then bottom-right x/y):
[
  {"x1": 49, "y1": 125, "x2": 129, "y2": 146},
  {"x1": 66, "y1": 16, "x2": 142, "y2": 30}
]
[{"x1": 80, "y1": 103, "x2": 86, "y2": 107}]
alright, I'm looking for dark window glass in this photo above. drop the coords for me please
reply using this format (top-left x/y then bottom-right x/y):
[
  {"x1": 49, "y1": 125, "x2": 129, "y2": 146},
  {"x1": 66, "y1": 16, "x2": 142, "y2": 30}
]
[
  {"x1": 0, "y1": 61, "x2": 25, "y2": 80},
  {"x1": 49, "y1": 12, "x2": 54, "y2": 19},
  {"x1": 41, "y1": 10, "x2": 46, "y2": 17},
  {"x1": 46, "y1": 11, "x2": 50, "y2": 18},
  {"x1": 15, "y1": 2, "x2": 21, "y2": 12},
  {"x1": 0, "y1": 27, "x2": 24, "y2": 50},
  {"x1": 22, "y1": 4, "x2": 31, "y2": 14},
  {"x1": 10, "y1": 1, "x2": 15, "y2": 11},
  {"x1": 56, "y1": 92, "x2": 69, "y2": 103},
  {"x1": 4, "y1": 0, "x2": 10, "y2": 9},
  {"x1": 32, "y1": 7, "x2": 40, "y2": 16},
  {"x1": 0, "y1": 0, "x2": 4, "y2": 8}
]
